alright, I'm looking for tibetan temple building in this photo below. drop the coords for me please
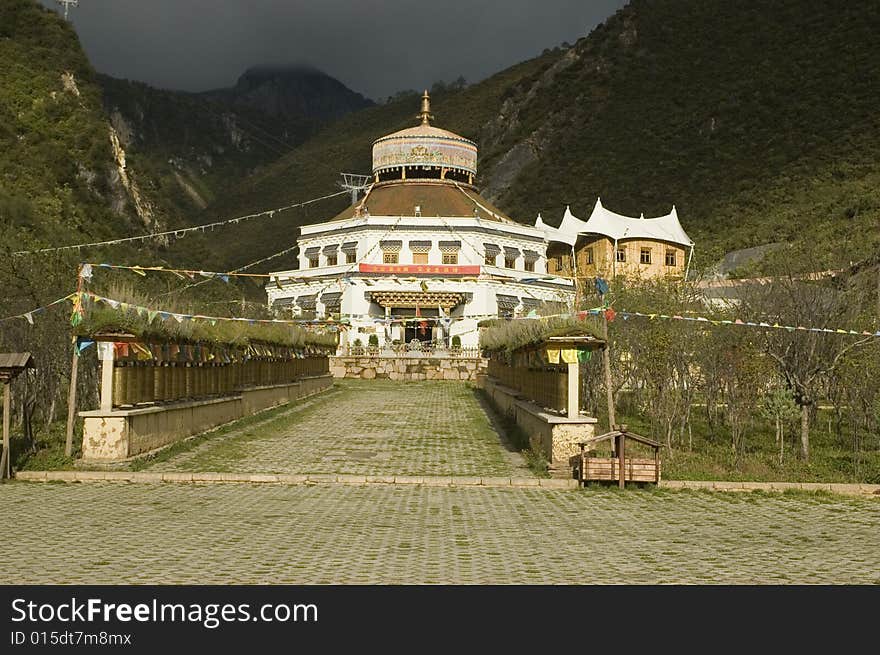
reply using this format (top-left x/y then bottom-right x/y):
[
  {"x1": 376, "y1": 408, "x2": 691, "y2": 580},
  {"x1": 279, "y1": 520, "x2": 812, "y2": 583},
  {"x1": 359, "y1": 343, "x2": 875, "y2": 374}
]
[{"x1": 266, "y1": 92, "x2": 575, "y2": 349}]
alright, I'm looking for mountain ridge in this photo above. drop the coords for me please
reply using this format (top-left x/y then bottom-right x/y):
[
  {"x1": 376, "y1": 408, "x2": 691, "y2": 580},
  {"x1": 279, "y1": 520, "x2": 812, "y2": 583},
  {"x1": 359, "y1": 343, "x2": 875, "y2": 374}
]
[
  {"x1": 203, "y1": 65, "x2": 374, "y2": 120},
  {"x1": 203, "y1": 0, "x2": 880, "y2": 274}
]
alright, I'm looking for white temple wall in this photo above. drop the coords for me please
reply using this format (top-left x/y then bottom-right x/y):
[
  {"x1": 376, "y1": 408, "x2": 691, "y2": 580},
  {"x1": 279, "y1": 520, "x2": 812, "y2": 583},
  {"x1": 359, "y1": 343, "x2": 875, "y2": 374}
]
[{"x1": 297, "y1": 218, "x2": 550, "y2": 272}]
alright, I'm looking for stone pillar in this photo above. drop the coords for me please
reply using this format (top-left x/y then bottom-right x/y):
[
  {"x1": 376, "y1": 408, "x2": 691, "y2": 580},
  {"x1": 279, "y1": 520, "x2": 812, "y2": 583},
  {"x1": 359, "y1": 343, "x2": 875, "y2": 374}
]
[
  {"x1": 98, "y1": 341, "x2": 115, "y2": 411},
  {"x1": 567, "y1": 360, "x2": 579, "y2": 419}
]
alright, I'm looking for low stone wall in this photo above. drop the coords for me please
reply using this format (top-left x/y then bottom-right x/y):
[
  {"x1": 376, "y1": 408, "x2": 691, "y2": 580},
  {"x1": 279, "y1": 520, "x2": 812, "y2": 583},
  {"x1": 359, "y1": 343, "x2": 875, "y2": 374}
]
[
  {"x1": 80, "y1": 374, "x2": 333, "y2": 462},
  {"x1": 482, "y1": 376, "x2": 597, "y2": 475},
  {"x1": 330, "y1": 356, "x2": 487, "y2": 381}
]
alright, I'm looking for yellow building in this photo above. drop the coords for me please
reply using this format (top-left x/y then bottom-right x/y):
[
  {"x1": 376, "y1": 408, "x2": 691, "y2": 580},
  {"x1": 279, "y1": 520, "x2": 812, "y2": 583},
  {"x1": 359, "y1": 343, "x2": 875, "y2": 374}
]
[{"x1": 539, "y1": 199, "x2": 694, "y2": 281}]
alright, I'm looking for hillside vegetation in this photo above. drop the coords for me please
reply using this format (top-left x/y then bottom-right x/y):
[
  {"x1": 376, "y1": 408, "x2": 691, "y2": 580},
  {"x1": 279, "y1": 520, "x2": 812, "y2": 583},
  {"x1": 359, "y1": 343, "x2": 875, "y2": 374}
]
[
  {"x1": 0, "y1": 0, "x2": 146, "y2": 254},
  {"x1": 498, "y1": 0, "x2": 880, "y2": 271},
  {"x1": 99, "y1": 66, "x2": 373, "y2": 225},
  {"x1": 208, "y1": 0, "x2": 880, "y2": 274}
]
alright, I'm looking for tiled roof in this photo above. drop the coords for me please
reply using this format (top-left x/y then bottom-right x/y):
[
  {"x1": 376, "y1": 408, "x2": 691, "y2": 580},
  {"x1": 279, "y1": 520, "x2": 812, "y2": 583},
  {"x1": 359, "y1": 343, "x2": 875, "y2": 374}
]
[{"x1": 331, "y1": 182, "x2": 514, "y2": 223}]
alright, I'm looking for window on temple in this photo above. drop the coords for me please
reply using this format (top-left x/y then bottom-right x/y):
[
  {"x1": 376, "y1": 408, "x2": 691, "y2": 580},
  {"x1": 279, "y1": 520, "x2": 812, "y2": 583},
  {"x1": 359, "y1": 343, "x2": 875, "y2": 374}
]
[
  {"x1": 383, "y1": 251, "x2": 399, "y2": 264},
  {"x1": 483, "y1": 244, "x2": 501, "y2": 266},
  {"x1": 554, "y1": 254, "x2": 563, "y2": 271},
  {"x1": 341, "y1": 242, "x2": 358, "y2": 264},
  {"x1": 665, "y1": 250, "x2": 677, "y2": 267},
  {"x1": 308, "y1": 257, "x2": 319, "y2": 268},
  {"x1": 413, "y1": 252, "x2": 428, "y2": 264},
  {"x1": 326, "y1": 254, "x2": 338, "y2": 266},
  {"x1": 442, "y1": 253, "x2": 458, "y2": 265},
  {"x1": 615, "y1": 247, "x2": 626, "y2": 263},
  {"x1": 524, "y1": 260, "x2": 535, "y2": 272},
  {"x1": 640, "y1": 247, "x2": 652, "y2": 265},
  {"x1": 505, "y1": 256, "x2": 517, "y2": 269},
  {"x1": 586, "y1": 247, "x2": 594, "y2": 265}
]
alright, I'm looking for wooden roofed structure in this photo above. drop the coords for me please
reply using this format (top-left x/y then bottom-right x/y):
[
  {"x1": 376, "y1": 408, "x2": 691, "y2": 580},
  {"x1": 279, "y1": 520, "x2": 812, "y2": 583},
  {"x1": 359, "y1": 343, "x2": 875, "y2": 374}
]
[
  {"x1": 1, "y1": 353, "x2": 35, "y2": 480},
  {"x1": 570, "y1": 425, "x2": 662, "y2": 488},
  {"x1": 0, "y1": 353, "x2": 34, "y2": 382}
]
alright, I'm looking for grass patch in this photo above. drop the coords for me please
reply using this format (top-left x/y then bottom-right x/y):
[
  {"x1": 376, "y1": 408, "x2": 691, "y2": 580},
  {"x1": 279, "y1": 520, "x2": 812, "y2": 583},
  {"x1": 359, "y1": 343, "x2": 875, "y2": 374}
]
[
  {"x1": 12, "y1": 422, "x2": 77, "y2": 472},
  {"x1": 473, "y1": 387, "x2": 549, "y2": 477},
  {"x1": 598, "y1": 405, "x2": 880, "y2": 484}
]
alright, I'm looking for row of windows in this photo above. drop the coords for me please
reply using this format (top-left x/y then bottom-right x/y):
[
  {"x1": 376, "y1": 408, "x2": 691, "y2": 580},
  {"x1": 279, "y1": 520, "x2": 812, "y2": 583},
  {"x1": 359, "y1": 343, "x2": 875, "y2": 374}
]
[
  {"x1": 614, "y1": 247, "x2": 677, "y2": 266},
  {"x1": 308, "y1": 245, "x2": 536, "y2": 271},
  {"x1": 380, "y1": 252, "x2": 461, "y2": 265},
  {"x1": 483, "y1": 253, "x2": 535, "y2": 272},
  {"x1": 308, "y1": 251, "x2": 357, "y2": 268},
  {"x1": 382, "y1": 251, "x2": 536, "y2": 271},
  {"x1": 553, "y1": 248, "x2": 679, "y2": 270}
]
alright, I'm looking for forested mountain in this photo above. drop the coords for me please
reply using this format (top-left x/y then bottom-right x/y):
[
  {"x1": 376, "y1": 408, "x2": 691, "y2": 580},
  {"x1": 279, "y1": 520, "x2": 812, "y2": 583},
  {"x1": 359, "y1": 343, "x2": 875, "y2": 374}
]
[
  {"x1": 98, "y1": 66, "x2": 372, "y2": 220},
  {"x1": 4, "y1": 0, "x2": 878, "y2": 276},
  {"x1": 0, "y1": 2, "x2": 369, "y2": 255},
  {"x1": 0, "y1": 0, "x2": 150, "y2": 255},
  {"x1": 208, "y1": 0, "x2": 880, "y2": 274}
]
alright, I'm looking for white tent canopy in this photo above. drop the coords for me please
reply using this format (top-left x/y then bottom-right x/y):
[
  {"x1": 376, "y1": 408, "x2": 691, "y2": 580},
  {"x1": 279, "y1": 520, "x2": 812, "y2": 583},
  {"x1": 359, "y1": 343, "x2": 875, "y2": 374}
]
[
  {"x1": 535, "y1": 213, "x2": 577, "y2": 246},
  {"x1": 541, "y1": 198, "x2": 694, "y2": 248}
]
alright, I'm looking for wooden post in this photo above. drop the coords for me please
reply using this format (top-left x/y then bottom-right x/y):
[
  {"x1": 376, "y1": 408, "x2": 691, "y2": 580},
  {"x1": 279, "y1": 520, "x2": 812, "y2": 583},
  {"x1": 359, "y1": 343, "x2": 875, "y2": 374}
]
[
  {"x1": 65, "y1": 346, "x2": 79, "y2": 457},
  {"x1": 2, "y1": 382, "x2": 10, "y2": 480},
  {"x1": 655, "y1": 445, "x2": 660, "y2": 483},
  {"x1": 98, "y1": 342, "x2": 115, "y2": 411},
  {"x1": 618, "y1": 432, "x2": 626, "y2": 489},
  {"x1": 602, "y1": 317, "x2": 616, "y2": 432},
  {"x1": 567, "y1": 359, "x2": 579, "y2": 419}
]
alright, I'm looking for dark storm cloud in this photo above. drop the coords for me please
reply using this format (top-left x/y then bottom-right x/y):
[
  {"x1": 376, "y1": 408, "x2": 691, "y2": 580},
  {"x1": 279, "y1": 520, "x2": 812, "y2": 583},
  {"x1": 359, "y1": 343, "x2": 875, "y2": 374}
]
[{"x1": 40, "y1": 0, "x2": 625, "y2": 99}]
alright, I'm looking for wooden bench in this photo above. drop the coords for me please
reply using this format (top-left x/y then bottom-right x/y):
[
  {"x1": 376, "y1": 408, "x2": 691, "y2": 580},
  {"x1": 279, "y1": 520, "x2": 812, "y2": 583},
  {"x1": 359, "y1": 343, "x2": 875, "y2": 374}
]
[{"x1": 570, "y1": 426, "x2": 661, "y2": 488}]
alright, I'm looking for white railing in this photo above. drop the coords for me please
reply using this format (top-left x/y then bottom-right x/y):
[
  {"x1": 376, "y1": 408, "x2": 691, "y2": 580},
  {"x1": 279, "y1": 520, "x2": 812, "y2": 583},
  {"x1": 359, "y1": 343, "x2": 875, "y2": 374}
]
[{"x1": 342, "y1": 343, "x2": 483, "y2": 359}]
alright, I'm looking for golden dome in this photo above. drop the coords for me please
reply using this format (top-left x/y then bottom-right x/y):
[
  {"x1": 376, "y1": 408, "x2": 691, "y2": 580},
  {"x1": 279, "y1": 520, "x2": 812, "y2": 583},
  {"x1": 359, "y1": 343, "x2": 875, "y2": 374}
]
[{"x1": 371, "y1": 91, "x2": 477, "y2": 183}]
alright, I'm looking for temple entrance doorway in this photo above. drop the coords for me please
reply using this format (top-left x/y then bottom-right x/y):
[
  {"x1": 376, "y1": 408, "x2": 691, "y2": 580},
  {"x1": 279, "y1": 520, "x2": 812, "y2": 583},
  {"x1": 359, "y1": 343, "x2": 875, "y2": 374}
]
[{"x1": 404, "y1": 318, "x2": 439, "y2": 344}]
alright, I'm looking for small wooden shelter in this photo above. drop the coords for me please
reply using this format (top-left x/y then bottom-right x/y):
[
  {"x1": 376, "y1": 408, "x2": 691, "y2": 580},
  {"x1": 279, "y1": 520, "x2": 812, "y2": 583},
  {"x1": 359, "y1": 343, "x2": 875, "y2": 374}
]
[
  {"x1": 570, "y1": 425, "x2": 661, "y2": 488},
  {"x1": 0, "y1": 353, "x2": 35, "y2": 480}
]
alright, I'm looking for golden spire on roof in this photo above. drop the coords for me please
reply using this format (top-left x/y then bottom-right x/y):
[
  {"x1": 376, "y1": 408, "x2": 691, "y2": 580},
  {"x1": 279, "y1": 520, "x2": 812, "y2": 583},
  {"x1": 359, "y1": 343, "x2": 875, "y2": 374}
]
[{"x1": 418, "y1": 89, "x2": 433, "y2": 125}]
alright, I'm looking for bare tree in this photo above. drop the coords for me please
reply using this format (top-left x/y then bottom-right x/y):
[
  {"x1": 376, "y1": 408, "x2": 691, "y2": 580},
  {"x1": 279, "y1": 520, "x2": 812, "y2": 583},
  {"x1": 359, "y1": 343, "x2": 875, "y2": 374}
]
[{"x1": 742, "y1": 277, "x2": 872, "y2": 462}]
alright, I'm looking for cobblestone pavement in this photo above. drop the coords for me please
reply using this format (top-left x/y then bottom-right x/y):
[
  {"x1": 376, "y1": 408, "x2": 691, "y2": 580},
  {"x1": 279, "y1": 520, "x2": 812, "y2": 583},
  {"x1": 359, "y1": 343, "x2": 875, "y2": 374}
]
[
  {"x1": 2, "y1": 482, "x2": 877, "y2": 584},
  {"x1": 147, "y1": 380, "x2": 528, "y2": 477}
]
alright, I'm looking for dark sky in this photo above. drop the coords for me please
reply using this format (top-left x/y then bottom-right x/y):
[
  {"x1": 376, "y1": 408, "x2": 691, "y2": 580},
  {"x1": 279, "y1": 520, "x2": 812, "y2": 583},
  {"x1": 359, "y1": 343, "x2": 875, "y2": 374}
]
[{"x1": 41, "y1": 0, "x2": 626, "y2": 100}]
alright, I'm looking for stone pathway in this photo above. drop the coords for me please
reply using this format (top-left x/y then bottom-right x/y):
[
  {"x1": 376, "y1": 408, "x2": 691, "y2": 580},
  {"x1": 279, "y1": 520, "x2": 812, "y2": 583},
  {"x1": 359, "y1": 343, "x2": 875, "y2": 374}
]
[
  {"x1": 8, "y1": 380, "x2": 878, "y2": 585},
  {"x1": 146, "y1": 380, "x2": 530, "y2": 477},
  {"x1": 1, "y1": 482, "x2": 877, "y2": 584}
]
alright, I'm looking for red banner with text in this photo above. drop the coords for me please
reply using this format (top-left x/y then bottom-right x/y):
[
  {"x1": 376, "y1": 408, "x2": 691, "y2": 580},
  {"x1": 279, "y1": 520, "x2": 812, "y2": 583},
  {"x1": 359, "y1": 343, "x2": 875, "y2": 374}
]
[{"x1": 358, "y1": 264, "x2": 481, "y2": 275}]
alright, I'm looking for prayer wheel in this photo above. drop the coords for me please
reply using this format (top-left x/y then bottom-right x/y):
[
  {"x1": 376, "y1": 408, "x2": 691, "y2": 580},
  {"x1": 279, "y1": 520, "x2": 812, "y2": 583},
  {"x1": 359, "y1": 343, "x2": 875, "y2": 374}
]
[
  {"x1": 557, "y1": 369, "x2": 567, "y2": 412},
  {"x1": 113, "y1": 362, "x2": 126, "y2": 408},
  {"x1": 174, "y1": 363, "x2": 184, "y2": 401},
  {"x1": 154, "y1": 362, "x2": 167, "y2": 402},
  {"x1": 167, "y1": 363, "x2": 176, "y2": 401},
  {"x1": 193, "y1": 363, "x2": 202, "y2": 398},
  {"x1": 141, "y1": 362, "x2": 155, "y2": 404},
  {"x1": 130, "y1": 362, "x2": 141, "y2": 405},
  {"x1": 131, "y1": 362, "x2": 143, "y2": 405},
  {"x1": 123, "y1": 361, "x2": 137, "y2": 406}
]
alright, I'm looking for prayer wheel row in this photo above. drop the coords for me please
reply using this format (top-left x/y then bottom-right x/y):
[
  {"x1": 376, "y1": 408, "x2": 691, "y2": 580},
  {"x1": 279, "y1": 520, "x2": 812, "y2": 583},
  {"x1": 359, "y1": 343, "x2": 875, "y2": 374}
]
[
  {"x1": 110, "y1": 357, "x2": 329, "y2": 407},
  {"x1": 486, "y1": 358, "x2": 568, "y2": 413}
]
